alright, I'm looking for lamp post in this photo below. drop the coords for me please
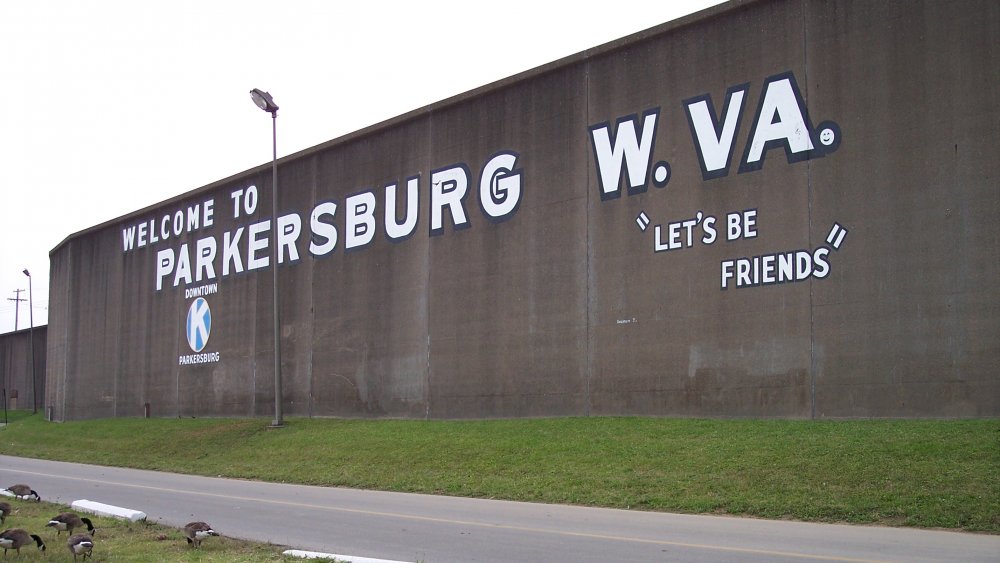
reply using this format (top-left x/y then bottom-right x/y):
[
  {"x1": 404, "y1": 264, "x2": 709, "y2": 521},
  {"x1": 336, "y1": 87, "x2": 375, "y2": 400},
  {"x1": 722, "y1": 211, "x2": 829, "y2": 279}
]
[
  {"x1": 250, "y1": 88, "x2": 283, "y2": 428},
  {"x1": 22, "y1": 269, "x2": 36, "y2": 414}
]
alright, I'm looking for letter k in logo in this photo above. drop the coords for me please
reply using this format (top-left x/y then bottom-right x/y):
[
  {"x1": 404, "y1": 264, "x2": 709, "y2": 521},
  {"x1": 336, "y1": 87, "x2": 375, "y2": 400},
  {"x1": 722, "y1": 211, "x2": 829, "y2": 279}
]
[{"x1": 186, "y1": 297, "x2": 212, "y2": 353}]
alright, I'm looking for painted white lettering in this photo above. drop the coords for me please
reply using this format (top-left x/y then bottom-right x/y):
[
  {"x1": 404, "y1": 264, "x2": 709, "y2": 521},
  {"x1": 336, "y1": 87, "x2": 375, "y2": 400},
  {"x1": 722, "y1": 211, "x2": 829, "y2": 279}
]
[
  {"x1": 778, "y1": 252, "x2": 794, "y2": 282},
  {"x1": 172, "y1": 210, "x2": 184, "y2": 236},
  {"x1": 385, "y1": 178, "x2": 419, "y2": 241},
  {"x1": 247, "y1": 220, "x2": 270, "y2": 271},
  {"x1": 654, "y1": 211, "x2": 714, "y2": 253},
  {"x1": 122, "y1": 225, "x2": 136, "y2": 252},
  {"x1": 346, "y1": 191, "x2": 377, "y2": 250},
  {"x1": 156, "y1": 248, "x2": 174, "y2": 291},
  {"x1": 173, "y1": 243, "x2": 193, "y2": 287},
  {"x1": 309, "y1": 202, "x2": 338, "y2": 256},
  {"x1": 223, "y1": 227, "x2": 245, "y2": 276},
  {"x1": 702, "y1": 216, "x2": 717, "y2": 244},
  {"x1": 726, "y1": 210, "x2": 757, "y2": 241},
  {"x1": 721, "y1": 260, "x2": 734, "y2": 289},
  {"x1": 744, "y1": 209, "x2": 757, "y2": 238},
  {"x1": 812, "y1": 247, "x2": 830, "y2": 279},
  {"x1": 761, "y1": 254, "x2": 776, "y2": 284},
  {"x1": 737, "y1": 259, "x2": 752, "y2": 286},
  {"x1": 187, "y1": 205, "x2": 201, "y2": 231},
  {"x1": 684, "y1": 86, "x2": 747, "y2": 180},
  {"x1": 796, "y1": 251, "x2": 812, "y2": 279},
  {"x1": 721, "y1": 247, "x2": 834, "y2": 290},
  {"x1": 277, "y1": 213, "x2": 301, "y2": 263},
  {"x1": 727, "y1": 213, "x2": 742, "y2": 241},
  {"x1": 741, "y1": 74, "x2": 815, "y2": 171},
  {"x1": 479, "y1": 152, "x2": 522, "y2": 221},
  {"x1": 245, "y1": 184, "x2": 258, "y2": 215},
  {"x1": 183, "y1": 283, "x2": 219, "y2": 298},
  {"x1": 589, "y1": 109, "x2": 659, "y2": 200},
  {"x1": 203, "y1": 199, "x2": 214, "y2": 228},
  {"x1": 430, "y1": 165, "x2": 471, "y2": 235},
  {"x1": 195, "y1": 237, "x2": 217, "y2": 282},
  {"x1": 231, "y1": 188, "x2": 244, "y2": 218}
]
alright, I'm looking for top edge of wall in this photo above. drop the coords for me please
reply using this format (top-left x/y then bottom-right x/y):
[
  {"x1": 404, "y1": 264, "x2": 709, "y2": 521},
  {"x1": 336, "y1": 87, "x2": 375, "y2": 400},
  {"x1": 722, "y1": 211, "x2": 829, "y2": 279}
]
[{"x1": 50, "y1": 0, "x2": 760, "y2": 255}]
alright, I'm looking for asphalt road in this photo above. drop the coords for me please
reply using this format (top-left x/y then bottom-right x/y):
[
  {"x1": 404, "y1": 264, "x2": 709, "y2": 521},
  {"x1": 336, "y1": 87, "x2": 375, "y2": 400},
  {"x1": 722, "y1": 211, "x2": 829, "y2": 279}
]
[{"x1": 1, "y1": 455, "x2": 996, "y2": 562}]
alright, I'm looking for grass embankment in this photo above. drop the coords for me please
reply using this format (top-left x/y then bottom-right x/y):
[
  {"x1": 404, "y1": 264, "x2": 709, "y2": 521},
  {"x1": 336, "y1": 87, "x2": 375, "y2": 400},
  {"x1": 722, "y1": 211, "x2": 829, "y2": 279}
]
[
  {"x1": 1, "y1": 414, "x2": 997, "y2": 532},
  {"x1": 0, "y1": 496, "x2": 335, "y2": 562}
]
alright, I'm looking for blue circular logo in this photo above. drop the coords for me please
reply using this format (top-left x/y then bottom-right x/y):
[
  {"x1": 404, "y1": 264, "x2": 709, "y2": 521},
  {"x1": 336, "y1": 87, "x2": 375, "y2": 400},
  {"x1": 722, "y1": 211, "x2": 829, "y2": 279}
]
[{"x1": 186, "y1": 297, "x2": 212, "y2": 352}]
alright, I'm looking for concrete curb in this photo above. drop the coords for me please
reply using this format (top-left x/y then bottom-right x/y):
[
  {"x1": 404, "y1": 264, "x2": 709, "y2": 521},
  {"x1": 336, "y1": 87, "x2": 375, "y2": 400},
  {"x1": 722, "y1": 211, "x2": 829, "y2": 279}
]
[
  {"x1": 282, "y1": 549, "x2": 410, "y2": 562},
  {"x1": 71, "y1": 499, "x2": 147, "y2": 522}
]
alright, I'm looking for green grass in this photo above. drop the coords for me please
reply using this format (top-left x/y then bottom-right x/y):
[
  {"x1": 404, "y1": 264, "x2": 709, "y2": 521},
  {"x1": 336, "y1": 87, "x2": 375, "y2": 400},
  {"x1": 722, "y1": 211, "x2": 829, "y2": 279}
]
[
  {"x1": 0, "y1": 496, "x2": 337, "y2": 562},
  {"x1": 1, "y1": 413, "x2": 997, "y2": 532},
  {"x1": 0, "y1": 408, "x2": 36, "y2": 425}
]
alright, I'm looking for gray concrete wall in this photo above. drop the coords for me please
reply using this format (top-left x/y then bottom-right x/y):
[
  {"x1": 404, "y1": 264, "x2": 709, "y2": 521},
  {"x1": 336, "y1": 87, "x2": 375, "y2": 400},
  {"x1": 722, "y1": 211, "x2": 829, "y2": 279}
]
[
  {"x1": 0, "y1": 327, "x2": 46, "y2": 413},
  {"x1": 46, "y1": 0, "x2": 1000, "y2": 420}
]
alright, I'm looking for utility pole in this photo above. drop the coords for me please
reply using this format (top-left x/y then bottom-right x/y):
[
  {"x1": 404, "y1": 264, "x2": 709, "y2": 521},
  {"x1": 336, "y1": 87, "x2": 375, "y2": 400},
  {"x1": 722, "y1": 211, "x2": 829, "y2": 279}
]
[
  {"x1": 22, "y1": 270, "x2": 36, "y2": 414},
  {"x1": 7, "y1": 289, "x2": 25, "y2": 331}
]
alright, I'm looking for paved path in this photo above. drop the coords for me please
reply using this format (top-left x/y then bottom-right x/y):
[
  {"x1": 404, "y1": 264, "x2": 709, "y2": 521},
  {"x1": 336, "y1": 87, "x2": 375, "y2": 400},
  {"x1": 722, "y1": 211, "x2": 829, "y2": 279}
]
[{"x1": 1, "y1": 455, "x2": 997, "y2": 562}]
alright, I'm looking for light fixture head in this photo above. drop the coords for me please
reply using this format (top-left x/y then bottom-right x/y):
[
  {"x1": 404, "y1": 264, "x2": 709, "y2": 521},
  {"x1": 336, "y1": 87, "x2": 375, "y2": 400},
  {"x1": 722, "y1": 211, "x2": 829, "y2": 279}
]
[
  {"x1": 250, "y1": 88, "x2": 279, "y2": 114},
  {"x1": 22, "y1": 269, "x2": 30, "y2": 277}
]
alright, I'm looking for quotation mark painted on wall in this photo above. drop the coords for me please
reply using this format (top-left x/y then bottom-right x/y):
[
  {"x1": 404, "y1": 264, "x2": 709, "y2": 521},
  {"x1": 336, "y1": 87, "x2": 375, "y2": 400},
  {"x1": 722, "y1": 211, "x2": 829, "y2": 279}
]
[
  {"x1": 636, "y1": 211, "x2": 650, "y2": 232},
  {"x1": 826, "y1": 223, "x2": 848, "y2": 250}
]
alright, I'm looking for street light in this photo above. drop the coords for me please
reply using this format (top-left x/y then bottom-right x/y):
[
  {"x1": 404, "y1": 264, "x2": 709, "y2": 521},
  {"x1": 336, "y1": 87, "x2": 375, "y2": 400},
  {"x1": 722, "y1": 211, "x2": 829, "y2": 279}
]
[
  {"x1": 22, "y1": 269, "x2": 36, "y2": 414},
  {"x1": 250, "y1": 88, "x2": 283, "y2": 428}
]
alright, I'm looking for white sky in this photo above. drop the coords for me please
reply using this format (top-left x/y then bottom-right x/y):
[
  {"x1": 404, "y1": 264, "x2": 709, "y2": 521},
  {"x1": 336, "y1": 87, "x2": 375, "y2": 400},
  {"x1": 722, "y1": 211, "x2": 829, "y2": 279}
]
[{"x1": 0, "y1": 0, "x2": 724, "y2": 334}]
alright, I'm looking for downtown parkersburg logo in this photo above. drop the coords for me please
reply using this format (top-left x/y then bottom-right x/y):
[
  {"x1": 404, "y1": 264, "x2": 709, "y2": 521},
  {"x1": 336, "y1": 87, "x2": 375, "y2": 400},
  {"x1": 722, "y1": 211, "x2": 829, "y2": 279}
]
[{"x1": 178, "y1": 284, "x2": 221, "y2": 365}]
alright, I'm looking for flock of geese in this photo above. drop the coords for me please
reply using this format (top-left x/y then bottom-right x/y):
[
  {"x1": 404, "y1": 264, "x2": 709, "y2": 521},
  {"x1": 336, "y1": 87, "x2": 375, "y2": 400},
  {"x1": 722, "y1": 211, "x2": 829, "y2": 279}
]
[{"x1": 0, "y1": 484, "x2": 220, "y2": 559}]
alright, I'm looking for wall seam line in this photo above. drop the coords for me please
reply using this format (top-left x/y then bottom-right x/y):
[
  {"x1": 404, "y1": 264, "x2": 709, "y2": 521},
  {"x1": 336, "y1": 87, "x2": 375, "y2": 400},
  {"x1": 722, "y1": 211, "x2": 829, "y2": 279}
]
[{"x1": 803, "y1": 0, "x2": 817, "y2": 420}]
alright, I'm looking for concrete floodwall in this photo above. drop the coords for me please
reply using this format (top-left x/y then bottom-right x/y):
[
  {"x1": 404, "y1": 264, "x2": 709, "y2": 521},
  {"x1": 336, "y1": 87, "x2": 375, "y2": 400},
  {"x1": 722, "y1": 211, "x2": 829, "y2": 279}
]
[
  {"x1": 0, "y1": 327, "x2": 46, "y2": 413},
  {"x1": 47, "y1": 0, "x2": 999, "y2": 421}
]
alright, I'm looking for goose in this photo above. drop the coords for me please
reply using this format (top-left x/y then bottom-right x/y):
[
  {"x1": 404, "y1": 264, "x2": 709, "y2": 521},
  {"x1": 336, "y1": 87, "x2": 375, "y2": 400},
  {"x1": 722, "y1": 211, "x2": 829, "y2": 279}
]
[
  {"x1": 47, "y1": 513, "x2": 96, "y2": 536},
  {"x1": 67, "y1": 534, "x2": 94, "y2": 560},
  {"x1": 2, "y1": 484, "x2": 40, "y2": 502},
  {"x1": 0, "y1": 528, "x2": 46, "y2": 555},
  {"x1": 0, "y1": 502, "x2": 10, "y2": 525},
  {"x1": 183, "y1": 521, "x2": 219, "y2": 548}
]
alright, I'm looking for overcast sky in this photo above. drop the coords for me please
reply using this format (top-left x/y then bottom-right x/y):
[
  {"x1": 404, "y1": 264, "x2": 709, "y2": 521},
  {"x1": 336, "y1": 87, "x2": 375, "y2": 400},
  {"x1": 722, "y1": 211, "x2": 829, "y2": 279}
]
[{"x1": 0, "y1": 0, "x2": 724, "y2": 334}]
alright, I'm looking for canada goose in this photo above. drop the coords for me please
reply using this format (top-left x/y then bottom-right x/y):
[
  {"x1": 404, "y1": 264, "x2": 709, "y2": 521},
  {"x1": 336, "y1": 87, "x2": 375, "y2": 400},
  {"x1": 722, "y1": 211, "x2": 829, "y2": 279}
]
[
  {"x1": 0, "y1": 502, "x2": 10, "y2": 525},
  {"x1": 2, "y1": 484, "x2": 40, "y2": 502},
  {"x1": 46, "y1": 513, "x2": 96, "y2": 536},
  {"x1": 0, "y1": 528, "x2": 46, "y2": 555},
  {"x1": 67, "y1": 534, "x2": 94, "y2": 560},
  {"x1": 183, "y1": 522, "x2": 219, "y2": 548}
]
